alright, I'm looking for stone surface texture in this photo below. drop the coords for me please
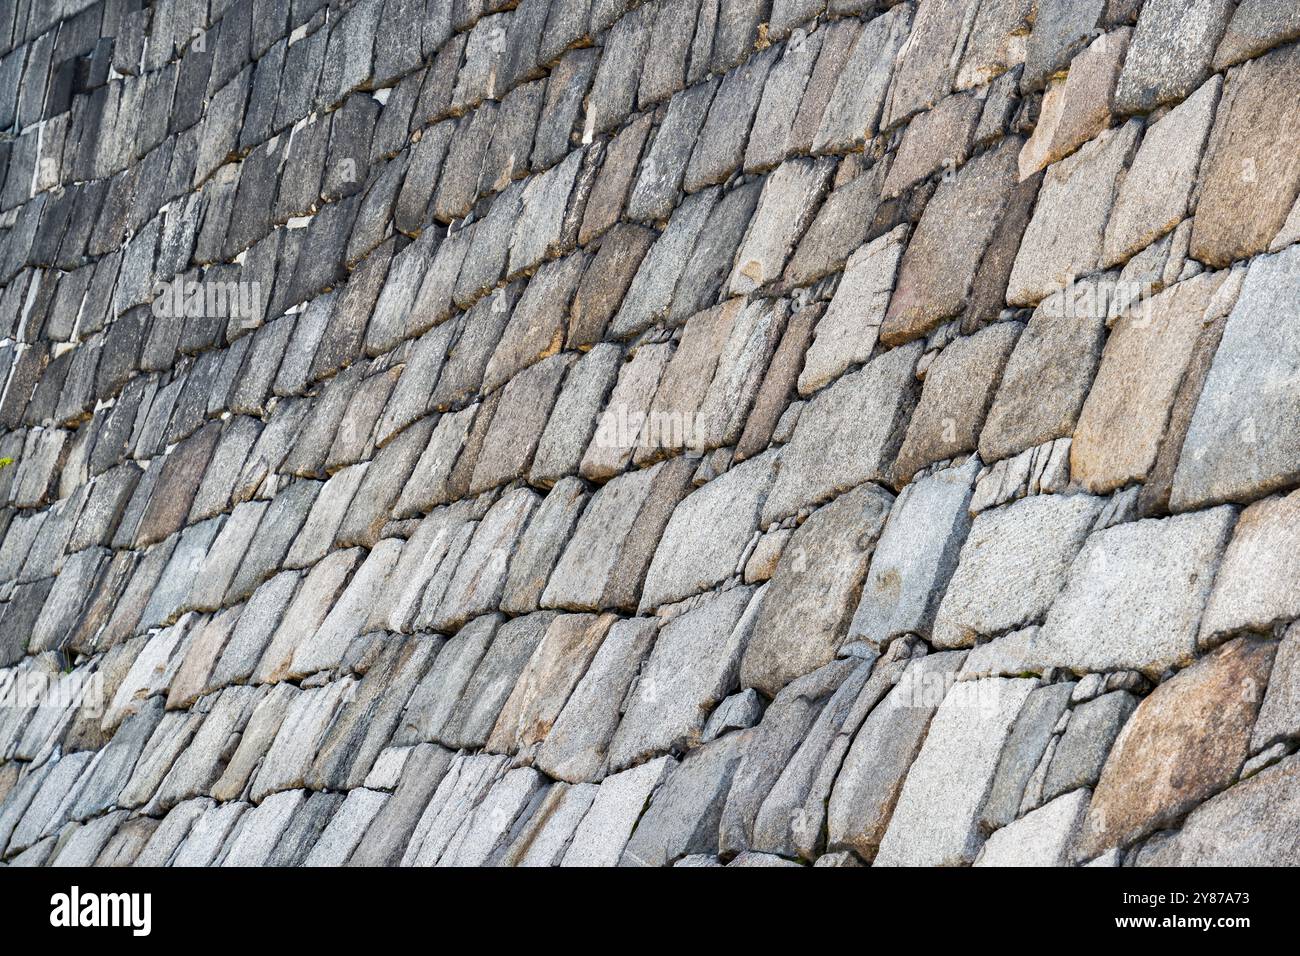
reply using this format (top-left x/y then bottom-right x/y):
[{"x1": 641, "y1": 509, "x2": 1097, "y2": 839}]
[{"x1": 0, "y1": 0, "x2": 1290, "y2": 871}]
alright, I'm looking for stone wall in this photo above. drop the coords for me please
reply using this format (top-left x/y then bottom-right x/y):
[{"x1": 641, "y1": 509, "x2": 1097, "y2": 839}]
[{"x1": 0, "y1": 0, "x2": 1297, "y2": 867}]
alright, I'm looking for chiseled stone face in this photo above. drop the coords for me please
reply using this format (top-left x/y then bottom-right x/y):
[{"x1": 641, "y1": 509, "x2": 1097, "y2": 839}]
[
  {"x1": 608, "y1": 586, "x2": 758, "y2": 772},
  {"x1": 1170, "y1": 244, "x2": 1300, "y2": 510},
  {"x1": 639, "y1": 450, "x2": 780, "y2": 612},
  {"x1": 932, "y1": 492, "x2": 1104, "y2": 649},
  {"x1": 875, "y1": 675, "x2": 1038, "y2": 866},
  {"x1": 827, "y1": 650, "x2": 968, "y2": 860},
  {"x1": 1102, "y1": 75, "x2": 1220, "y2": 268},
  {"x1": 881, "y1": 135, "x2": 1022, "y2": 345},
  {"x1": 1190, "y1": 42, "x2": 1300, "y2": 268},
  {"x1": 1077, "y1": 636, "x2": 1277, "y2": 858},
  {"x1": 1132, "y1": 754, "x2": 1300, "y2": 867},
  {"x1": 1113, "y1": 0, "x2": 1233, "y2": 116},
  {"x1": 1006, "y1": 120, "x2": 1141, "y2": 308},
  {"x1": 1070, "y1": 272, "x2": 1226, "y2": 494},
  {"x1": 763, "y1": 341, "x2": 922, "y2": 524},
  {"x1": 849, "y1": 458, "x2": 980, "y2": 649},
  {"x1": 741, "y1": 483, "x2": 893, "y2": 697},
  {"x1": 979, "y1": 277, "x2": 1110, "y2": 464},
  {"x1": 1033, "y1": 506, "x2": 1236, "y2": 677},
  {"x1": 893, "y1": 319, "x2": 1023, "y2": 482}
]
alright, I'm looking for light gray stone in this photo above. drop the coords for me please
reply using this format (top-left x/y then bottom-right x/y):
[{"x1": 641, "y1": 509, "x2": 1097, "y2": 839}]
[
  {"x1": 693, "y1": 298, "x2": 791, "y2": 452},
  {"x1": 487, "y1": 613, "x2": 616, "y2": 759},
  {"x1": 1113, "y1": 0, "x2": 1233, "y2": 115},
  {"x1": 1006, "y1": 121, "x2": 1141, "y2": 307},
  {"x1": 826, "y1": 650, "x2": 968, "y2": 860},
  {"x1": 401, "y1": 753, "x2": 511, "y2": 866},
  {"x1": 220, "y1": 789, "x2": 308, "y2": 867},
  {"x1": 640, "y1": 450, "x2": 780, "y2": 611},
  {"x1": 303, "y1": 788, "x2": 390, "y2": 867},
  {"x1": 154, "y1": 686, "x2": 263, "y2": 811},
  {"x1": 535, "y1": 617, "x2": 659, "y2": 784},
  {"x1": 1213, "y1": 0, "x2": 1300, "y2": 70},
  {"x1": 440, "y1": 768, "x2": 548, "y2": 866},
  {"x1": 397, "y1": 615, "x2": 500, "y2": 746},
  {"x1": 798, "y1": 226, "x2": 907, "y2": 396},
  {"x1": 720, "y1": 658, "x2": 863, "y2": 857},
  {"x1": 850, "y1": 458, "x2": 979, "y2": 649},
  {"x1": 1042, "y1": 691, "x2": 1138, "y2": 802},
  {"x1": 728, "y1": 158, "x2": 836, "y2": 296},
  {"x1": 763, "y1": 342, "x2": 922, "y2": 524},
  {"x1": 249, "y1": 678, "x2": 355, "y2": 803},
  {"x1": 874, "y1": 676, "x2": 1037, "y2": 865},
  {"x1": 880, "y1": 135, "x2": 1023, "y2": 346},
  {"x1": 882, "y1": 0, "x2": 979, "y2": 127},
  {"x1": 209, "y1": 683, "x2": 300, "y2": 804},
  {"x1": 579, "y1": 342, "x2": 674, "y2": 480},
  {"x1": 254, "y1": 549, "x2": 362, "y2": 685},
  {"x1": 979, "y1": 279, "x2": 1110, "y2": 463},
  {"x1": 608, "y1": 586, "x2": 758, "y2": 772},
  {"x1": 561, "y1": 755, "x2": 675, "y2": 867},
  {"x1": 1252, "y1": 622, "x2": 1300, "y2": 752},
  {"x1": 1170, "y1": 245, "x2": 1300, "y2": 510},
  {"x1": 1102, "y1": 76, "x2": 1220, "y2": 267},
  {"x1": 703, "y1": 689, "x2": 765, "y2": 743},
  {"x1": 893, "y1": 321, "x2": 1023, "y2": 481},
  {"x1": 424, "y1": 489, "x2": 539, "y2": 633},
  {"x1": 975, "y1": 788, "x2": 1091, "y2": 866},
  {"x1": 750, "y1": 660, "x2": 880, "y2": 859},
  {"x1": 501, "y1": 478, "x2": 590, "y2": 616},
  {"x1": 531, "y1": 343, "x2": 623, "y2": 486},
  {"x1": 171, "y1": 801, "x2": 249, "y2": 867},
  {"x1": 497, "y1": 782, "x2": 599, "y2": 867},
  {"x1": 439, "y1": 612, "x2": 555, "y2": 751},
  {"x1": 620, "y1": 732, "x2": 747, "y2": 867},
  {"x1": 609, "y1": 190, "x2": 719, "y2": 338},
  {"x1": 287, "y1": 540, "x2": 403, "y2": 678},
  {"x1": 813, "y1": 4, "x2": 912, "y2": 152},
  {"x1": 932, "y1": 493, "x2": 1104, "y2": 649},
  {"x1": 542, "y1": 456, "x2": 694, "y2": 613},
  {"x1": 1198, "y1": 490, "x2": 1300, "y2": 646},
  {"x1": 981, "y1": 681, "x2": 1075, "y2": 831},
  {"x1": 1034, "y1": 507, "x2": 1237, "y2": 677}
]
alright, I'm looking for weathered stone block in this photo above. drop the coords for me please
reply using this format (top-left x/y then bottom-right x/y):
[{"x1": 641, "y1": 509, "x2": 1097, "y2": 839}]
[
  {"x1": 1006, "y1": 121, "x2": 1140, "y2": 307},
  {"x1": 894, "y1": 320, "x2": 1023, "y2": 481},
  {"x1": 1113, "y1": 0, "x2": 1233, "y2": 116},
  {"x1": 763, "y1": 341, "x2": 922, "y2": 524},
  {"x1": 1071, "y1": 272, "x2": 1226, "y2": 493},
  {"x1": 542, "y1": 456, "x2": 695, "y2": 613},
  {"x1": 640, "y1": 450, "x2": 780, "y2": 611},
  {"x1": 1077, "y1": 635, "x2": 1276, "y2": 857},
  {"x1": 849, "y1": 458, "x2": 979, "y2": 648},
  {"x1": 933, "y1": 493, "x2": 1104, "y2": 648},
  {"x1": 1190, "y1": 43, "x2": 1300, "y2": 269},
  {"x1": 979, "y1": 278, "x2": 1110, "y2": 463},
  {"x1": 608, "y1": 586, "x2": 758, "y2": 771},
  {"x1": 1102, "y1": 76, "x2": 1220, "y2": 268},
  {"x1": 741, "y1": 483, "x2": 894, "y2": 696},
  {"x1": 874, "y1": 676, "x2": 1037, "y2": 865},
  {"x1": 1198, "y1": 491, "x2": 1300, "y2": 646},
  {"x1": 798, "y1": 226, "x2": 907, "y2": 396},
  {"x1": 1170, "y1": 245, "x2": 1300, "y2": 509},
  {"x1": 1034, "y1": 507, "x2": 1237, "y2": 677}
]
